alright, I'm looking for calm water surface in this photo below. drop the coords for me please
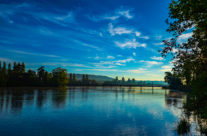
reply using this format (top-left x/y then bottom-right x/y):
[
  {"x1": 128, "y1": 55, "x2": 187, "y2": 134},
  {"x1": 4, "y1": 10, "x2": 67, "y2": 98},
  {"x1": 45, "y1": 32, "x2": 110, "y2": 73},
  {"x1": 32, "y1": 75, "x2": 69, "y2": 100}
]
[{"x1": 0, "y1": 87, "x2": 186, "y2": 136}]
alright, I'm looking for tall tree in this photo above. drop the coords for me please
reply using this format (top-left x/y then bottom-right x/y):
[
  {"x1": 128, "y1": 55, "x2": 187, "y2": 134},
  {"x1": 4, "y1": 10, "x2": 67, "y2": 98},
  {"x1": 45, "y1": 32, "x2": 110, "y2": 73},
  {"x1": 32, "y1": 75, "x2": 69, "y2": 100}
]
[
  {"x1": 132, "y1": 78, "x2": 135, "y2": 83},
  {"x1": 0, "y1": 62, "x2": 7, "y2": 86},
  {"x1": 69, "y1": 73, "x2": 72, "y2": 82},
  {"x1": 72, "y1": 74, "x2": 76, "y2": 82},
  {"x1": 37, "y1": 66, "x2": 46, "y2": 82},
  {"x1": 115, "y1": 76, "x2": 118, "y2": 82},
  {"x1": 161, "y1": 0, "x2": 207, "y2": 87},
  {"x1": 82, "y1": 74, "x2": 85, "y2": 84},
  {"x1": 122, "y1": 77, "x2": 125, "y2": 82}
]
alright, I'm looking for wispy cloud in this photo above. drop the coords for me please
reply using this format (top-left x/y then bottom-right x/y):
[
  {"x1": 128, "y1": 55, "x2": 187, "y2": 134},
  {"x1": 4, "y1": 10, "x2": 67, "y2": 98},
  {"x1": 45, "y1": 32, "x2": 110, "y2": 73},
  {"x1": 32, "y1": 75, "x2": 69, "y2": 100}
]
[
  {"x1": 0, "y1": 3, "x2": 30, "y2": 24},
  {"x1": 29, "y1": 62, "x2": 90, "y2": 68},
  {"x1": 108, "y1": 23, "x2": 147, "y2": 39},
  {"x1": 133, "y1": 52, "x2": 136, "y2": 56},
  {"x1": 72, "y1": 39, "x2": 102, "y2": 51},
  {"x1": 139, "y1": 36, "x2": 149, "y2": 40},
  {"x1": 135, "y1": 32, "x2": 141, "y2": 37},
  {"x1": 108, "y1": 23, "x2": 133, "y2": 36},
  {"x1": 8, "y1": 50, "x2": 60, "y2": 58},
  {"x1": 87, "y1": 8, "x2": 134, "y2": 22},
  {"x1": 94, "y1": 56, "x2": 101, "y2": 60},
  {"x1": 118, "y1": 9, "x2": 133, "y2": 19},
  {"x1": 107, "y1": 56, "x2": 115, "y2": 59},
  {"x1": 92, "y1": 57, "x2": 135, "y2": 68},
  {"x1": 0, "y1": 2, "x2": 75, "y2": 26},
  {"x1": 115, "y1": 39, "x2": 146, "y2": 49},
  {"x1": 150, "y1": 56, "x2": 164, "y2": 61},
  {"x1": 139, "y1": 60, "x2": 163, "y2": 67},
  {"x1": 153, "y1": 42, "x2": 164, "y2": 46},
  {"x1": 75, "y1": 68, "x2": 119, "y2": 72}
]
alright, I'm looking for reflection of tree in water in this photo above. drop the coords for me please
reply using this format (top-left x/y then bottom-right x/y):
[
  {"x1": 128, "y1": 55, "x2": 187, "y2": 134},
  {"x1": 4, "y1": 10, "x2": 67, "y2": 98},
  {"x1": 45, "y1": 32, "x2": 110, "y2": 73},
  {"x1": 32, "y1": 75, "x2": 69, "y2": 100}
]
[
  {"x1": 68, "y1": 87, "x2": 75, "y2": 103},
  {"x1": 52, "y1": 87, "x2": 67, "y2": 108},
  {"x1": 0, "y1": 90, "x2": 4, "y2": 106},
  {"x1": 0, "y1": 88, "x2": 36, "y2": 114},
  {"x1": 183, "y1": 92, "x2": 207, "y2": 135},
  {"x1": 36, "y1": 89, "x2": 48, "y2": 109},
  {"x1": 0, "y1": 89, "x2": 6, "y2": 113},
  {"x1": 10, "y1": 89, "x2": 25, "y2": 113},
  {"x1": 24, "y1": 89, "x2": 35, "y2": 106},
  {"x1": 165, "y1": 91, "x2": 185, "y2": 108},
  {"x1": 81, "y1": 87, "x2": 88, "y2": 101}
]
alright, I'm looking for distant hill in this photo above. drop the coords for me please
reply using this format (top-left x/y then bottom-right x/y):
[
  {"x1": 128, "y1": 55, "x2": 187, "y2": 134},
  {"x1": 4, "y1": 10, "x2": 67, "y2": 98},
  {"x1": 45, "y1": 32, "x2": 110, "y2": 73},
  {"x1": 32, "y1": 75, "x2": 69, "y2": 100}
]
[
  {"x1": 69, "y1": 74, "x2": 167, "y2": 86},
  {"x1": 69, "y1": 74, "x2": 114, "y2": 83}
]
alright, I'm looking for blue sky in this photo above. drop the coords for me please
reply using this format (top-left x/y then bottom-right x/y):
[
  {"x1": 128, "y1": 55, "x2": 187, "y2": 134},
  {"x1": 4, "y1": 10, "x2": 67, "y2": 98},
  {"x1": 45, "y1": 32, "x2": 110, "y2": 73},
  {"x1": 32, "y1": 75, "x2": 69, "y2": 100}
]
[{"x1": 0, "y1": 0, "x2": 178, "y2": 80}]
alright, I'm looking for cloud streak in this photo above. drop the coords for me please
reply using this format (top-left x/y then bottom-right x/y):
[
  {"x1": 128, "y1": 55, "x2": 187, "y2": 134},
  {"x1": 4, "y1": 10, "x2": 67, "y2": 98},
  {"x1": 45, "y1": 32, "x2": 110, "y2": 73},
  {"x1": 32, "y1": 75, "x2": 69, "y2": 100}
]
[
  {"x1": 151, "y1": 56, "x2": 164, "y2": 61},
  {"x1": 8, "y1": 50, "x2": 60, "y2": 58},
  {"x1": 108, "y1": 23, "x2": 133, "y2": 36},
  {"x1": 115, "y1": 39, "x2": 146, "y2": 49},
  {"x1": 87, "y1": 8, "x2": 134, "y2": 22},
  {"x1": 139, "y1": 60, "x2": 163, "y2": 67}
]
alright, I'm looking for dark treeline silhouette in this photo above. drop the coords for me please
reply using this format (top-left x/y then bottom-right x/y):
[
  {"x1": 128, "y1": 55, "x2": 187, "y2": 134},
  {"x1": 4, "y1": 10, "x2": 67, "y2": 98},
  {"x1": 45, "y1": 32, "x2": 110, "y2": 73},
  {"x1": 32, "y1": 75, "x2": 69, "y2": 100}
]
[
  {"x1": 0, "y1": 61, "x2": 69, "y2": 87},
  {"x1": 0, "y1": 61, "x2": 99, "y2": 87}
]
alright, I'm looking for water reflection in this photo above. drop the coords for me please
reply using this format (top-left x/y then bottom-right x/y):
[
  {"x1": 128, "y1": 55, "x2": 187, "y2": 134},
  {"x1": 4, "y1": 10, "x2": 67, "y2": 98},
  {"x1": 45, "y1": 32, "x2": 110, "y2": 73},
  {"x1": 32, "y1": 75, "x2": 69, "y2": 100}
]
[
  {"x1": 0, "y1": 87, "x2": 187, "y2": 136},
  {"x1": 0, "y1": 87, "x2": 185, "y2": 114}
]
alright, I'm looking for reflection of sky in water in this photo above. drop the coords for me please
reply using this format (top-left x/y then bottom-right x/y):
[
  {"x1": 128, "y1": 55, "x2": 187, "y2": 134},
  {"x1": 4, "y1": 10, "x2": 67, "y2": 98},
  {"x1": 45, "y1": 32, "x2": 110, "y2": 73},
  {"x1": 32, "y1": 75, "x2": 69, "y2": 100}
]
[{"x1": 0, "y1": 87, "x2": 186, "y2": 136}]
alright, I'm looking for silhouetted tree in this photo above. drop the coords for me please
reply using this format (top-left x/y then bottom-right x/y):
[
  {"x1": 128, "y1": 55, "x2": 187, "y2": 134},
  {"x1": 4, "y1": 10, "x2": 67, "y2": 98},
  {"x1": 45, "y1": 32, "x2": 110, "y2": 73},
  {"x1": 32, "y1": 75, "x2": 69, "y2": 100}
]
[
  {"x1": 38, "y1": 66, "x2": 46, "y2": 81},
  {"x1": 122, "y1": 77, "x2": 125, "y2": 82},
  {"x1": 72, "y1": 74, "x2": 76, "y2": 82},
  {"x1": 0, "y1": 62, "x2": 7, "y2": 86},
  {"x1": 0, "y1": 61, "x2": 98, "y2": 87},
  {"x1": 82, "y1": 74, "x2": 85, "y2": 85},
  {"x1": 164, "y1": 72, "x2": 183, "y2": 89},
  {"x1": 69, "y1": 73, "x2": 72, "y2": 81}
]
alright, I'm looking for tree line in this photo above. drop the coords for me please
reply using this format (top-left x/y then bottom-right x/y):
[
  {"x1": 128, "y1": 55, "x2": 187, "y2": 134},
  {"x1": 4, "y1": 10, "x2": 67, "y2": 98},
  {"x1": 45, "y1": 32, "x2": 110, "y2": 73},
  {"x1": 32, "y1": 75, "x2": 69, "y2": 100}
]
[
  {"x1": 0, "y1": 61, "x2": 69, "y2": 87},
  {"x1": 0, "y1": 61, "x2": 97, "y2": 87}
]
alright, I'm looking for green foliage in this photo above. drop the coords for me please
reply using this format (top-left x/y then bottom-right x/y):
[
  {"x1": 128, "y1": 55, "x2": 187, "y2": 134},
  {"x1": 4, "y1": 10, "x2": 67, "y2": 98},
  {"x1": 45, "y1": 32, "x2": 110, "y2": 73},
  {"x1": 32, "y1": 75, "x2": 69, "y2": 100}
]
[
  {"x1": 0, "y1": 62, "x2": 99, "y2": 87},
  {"x1": 162, "y1": 0, "x2": 207, "y2": 87},
  {"x1": 52, "y1": 67, "x2": 69, "y2": 86},
  {"x1": 0, "y1": 62, "x2": 69, "y2": 87}
]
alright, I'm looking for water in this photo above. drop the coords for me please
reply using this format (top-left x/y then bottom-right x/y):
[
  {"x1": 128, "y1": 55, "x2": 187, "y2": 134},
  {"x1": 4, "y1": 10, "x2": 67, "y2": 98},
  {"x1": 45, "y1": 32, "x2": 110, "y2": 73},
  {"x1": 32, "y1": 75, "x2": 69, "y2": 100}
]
[{"x1": 0, "y1": 87, "x2": 186, "y2": 136}]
